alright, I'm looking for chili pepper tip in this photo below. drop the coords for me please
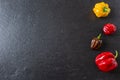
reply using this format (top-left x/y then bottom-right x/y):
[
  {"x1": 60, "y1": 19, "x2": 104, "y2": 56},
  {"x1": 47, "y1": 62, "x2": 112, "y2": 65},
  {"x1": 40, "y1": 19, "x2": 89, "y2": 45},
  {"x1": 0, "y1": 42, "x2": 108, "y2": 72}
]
[
  {"x1": 103, "y1": 7, "x2": 108, "y2": 12},
  {"x1": 97, "y1": 33, "x2": 102, "y2": 39},
  {"x1": 115, "y1": 50, "x2": 118, "y2": 58}
]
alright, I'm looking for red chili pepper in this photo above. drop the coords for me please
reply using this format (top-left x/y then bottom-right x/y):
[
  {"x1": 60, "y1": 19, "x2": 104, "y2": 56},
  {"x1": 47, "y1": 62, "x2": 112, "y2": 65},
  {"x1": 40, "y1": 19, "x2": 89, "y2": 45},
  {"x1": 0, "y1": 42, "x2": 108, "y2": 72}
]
[
  {"x1": 95, "y1": 50, "x2": 118, "y2": 72},
  {"x1": 103, "y1": 23, "x2": 117, "y2": 35}
]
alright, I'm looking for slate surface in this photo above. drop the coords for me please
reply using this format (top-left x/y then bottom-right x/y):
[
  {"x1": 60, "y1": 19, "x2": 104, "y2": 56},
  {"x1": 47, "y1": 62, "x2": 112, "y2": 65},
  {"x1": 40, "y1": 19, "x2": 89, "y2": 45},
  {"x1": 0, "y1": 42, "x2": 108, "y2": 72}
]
[{"x1": 0, "y1": 0, "x2": 120, "y2": 80}]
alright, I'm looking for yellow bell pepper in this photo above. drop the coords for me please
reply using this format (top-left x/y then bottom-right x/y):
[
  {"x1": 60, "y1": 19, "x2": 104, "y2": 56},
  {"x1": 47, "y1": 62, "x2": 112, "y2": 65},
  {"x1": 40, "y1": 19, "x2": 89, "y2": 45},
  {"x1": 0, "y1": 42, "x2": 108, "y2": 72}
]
[{"x1": 93, "y1": 2, "x2": 111, "y2": 18}]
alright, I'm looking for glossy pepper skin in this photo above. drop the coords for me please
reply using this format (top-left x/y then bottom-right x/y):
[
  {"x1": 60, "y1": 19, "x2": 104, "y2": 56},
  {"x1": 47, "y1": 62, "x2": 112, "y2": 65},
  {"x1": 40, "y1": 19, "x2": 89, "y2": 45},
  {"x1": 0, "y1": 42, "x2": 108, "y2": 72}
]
[
  {"x1": 103, "y1": 23, "x2": 117, "y2": 35},
  {"x1": 95, "y1": 51, "x2": 118, "y2": 72},
  {"x1": 91, "y1": 34, "x2": 102, "y2": 49},
  {"x1": 93, "y1": 2, "x2": 111, "y2": 18}
]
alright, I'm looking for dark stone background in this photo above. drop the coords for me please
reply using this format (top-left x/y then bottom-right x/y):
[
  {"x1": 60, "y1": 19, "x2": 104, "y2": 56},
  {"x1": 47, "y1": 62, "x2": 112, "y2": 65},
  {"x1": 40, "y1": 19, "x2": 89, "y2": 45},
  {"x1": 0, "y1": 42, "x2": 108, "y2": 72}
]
[{"x1": 0, "y1": 0, "x2": 120, "y2": 80}]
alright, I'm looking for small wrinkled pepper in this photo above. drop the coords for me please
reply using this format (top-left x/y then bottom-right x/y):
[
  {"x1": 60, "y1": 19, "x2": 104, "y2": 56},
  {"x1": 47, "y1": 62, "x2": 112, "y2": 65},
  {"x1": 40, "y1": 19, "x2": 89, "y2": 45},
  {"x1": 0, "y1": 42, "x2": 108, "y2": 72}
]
[
  {"x1": 95, "y1": 51, "x2": 118, "y2": 72},
  {"x1": 91, "y1": 34, "x2": 102, "y2": 49},
  {"x1": 103, "y1": 23, "x2": 117, "y2": 35},
  {"x1": 93, "y1": 2, "x2": 111, "y2": 18}
]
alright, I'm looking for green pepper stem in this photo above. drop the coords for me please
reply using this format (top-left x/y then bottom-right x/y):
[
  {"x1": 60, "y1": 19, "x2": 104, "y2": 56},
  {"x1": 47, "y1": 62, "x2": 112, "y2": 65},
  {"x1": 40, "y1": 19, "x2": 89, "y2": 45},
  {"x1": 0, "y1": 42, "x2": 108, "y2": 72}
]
[
  {"x1": 97, "y1": 33, "x2": 101, "y2": 39},
  {"x1": 115, "y1": 50, "x2": 119, "y2": 58},
  {"x1": 103, "y1": 7, "x2": 108, "y2": 12}
]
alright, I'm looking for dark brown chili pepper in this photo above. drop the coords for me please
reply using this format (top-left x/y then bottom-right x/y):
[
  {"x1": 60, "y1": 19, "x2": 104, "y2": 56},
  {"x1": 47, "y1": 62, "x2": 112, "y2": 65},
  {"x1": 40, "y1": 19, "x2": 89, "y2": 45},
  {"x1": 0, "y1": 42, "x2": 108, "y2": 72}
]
[{"x1": 91, "y1": 34, "x2": 102, "y2": 49}]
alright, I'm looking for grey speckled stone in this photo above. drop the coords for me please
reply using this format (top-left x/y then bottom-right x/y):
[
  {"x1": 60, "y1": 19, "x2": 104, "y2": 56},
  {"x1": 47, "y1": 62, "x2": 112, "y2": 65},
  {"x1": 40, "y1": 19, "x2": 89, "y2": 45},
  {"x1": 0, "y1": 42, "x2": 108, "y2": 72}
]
[{"x1": 0, "y1": 0, "x2": 120, "y2": 80}]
